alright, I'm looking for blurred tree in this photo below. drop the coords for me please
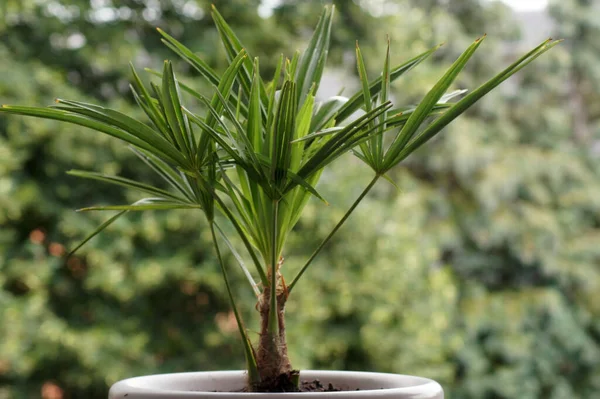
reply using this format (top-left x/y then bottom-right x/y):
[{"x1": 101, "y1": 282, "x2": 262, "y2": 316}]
[
  {"x1": 1, "y1": 0, "x2": 289, "y2": 101},
  {"x1": 386, "y1": 0, "x2": 600, "y2": 397},
  {"x1": 549, "y1": 0, "x2": 600, "y2": 144},
  {"x1": 275, "y1": 1, "x2": 600, "y2": 398},
  {"x1": 1, "y1": 0, "x2": 599, "y2": 398},
  {"x1": 0, "y1": 1, "x2": 290, "y2": 397},
  {"x1": 438, "y1": 0, "x2": 600, "y2": 395}
]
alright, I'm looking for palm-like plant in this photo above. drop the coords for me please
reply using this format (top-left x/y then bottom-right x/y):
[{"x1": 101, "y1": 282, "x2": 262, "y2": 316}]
[{"x1": 0, "y1": 5, "x2": 558, "y2": 392}]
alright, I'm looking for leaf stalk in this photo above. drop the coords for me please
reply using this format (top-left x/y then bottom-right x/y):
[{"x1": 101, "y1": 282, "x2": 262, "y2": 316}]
[{"x1": 287, "y1": 174, "x2": 380, "y2": 293}]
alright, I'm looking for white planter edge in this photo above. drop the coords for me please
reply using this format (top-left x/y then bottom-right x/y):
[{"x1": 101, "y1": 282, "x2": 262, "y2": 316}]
[{"x1": 108, "y1": 370, "x2": 443, "y2": 398}]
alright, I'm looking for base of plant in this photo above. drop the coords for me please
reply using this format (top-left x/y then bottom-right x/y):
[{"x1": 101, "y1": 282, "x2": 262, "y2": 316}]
[{"x1": 251, "y1": 369, "x2": 300, "y2": 392}]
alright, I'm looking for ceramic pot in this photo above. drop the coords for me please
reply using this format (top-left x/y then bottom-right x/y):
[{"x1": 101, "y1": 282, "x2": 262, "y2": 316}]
[{"x1": 109, "y1": 370, "x2": 443, "y2": 398}]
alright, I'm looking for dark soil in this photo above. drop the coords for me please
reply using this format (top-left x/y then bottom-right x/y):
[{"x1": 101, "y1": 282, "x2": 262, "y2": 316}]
[
  {"x1": 231, "y1": 380, "x2": 341, "y2": 393},
  {"x1": 231, "y1": 371, "x2": 344, "y2": 393},
  {"x1": 299, "y1": 379, "x2": 341, "y2": 392}
]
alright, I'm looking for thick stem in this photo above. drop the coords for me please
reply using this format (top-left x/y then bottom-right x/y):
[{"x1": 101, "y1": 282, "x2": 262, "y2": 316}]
[{"x1": 253, "y1": 260, "x2": 297, "y2": 392}]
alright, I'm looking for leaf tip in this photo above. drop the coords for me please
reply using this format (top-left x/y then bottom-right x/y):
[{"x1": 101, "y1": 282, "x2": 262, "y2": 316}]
[{"x1": 476, "y1": 33, "x2": 487, "y2": 43}]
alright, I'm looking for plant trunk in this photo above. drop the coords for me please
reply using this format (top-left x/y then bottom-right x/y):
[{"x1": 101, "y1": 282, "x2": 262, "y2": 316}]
[{"x1": 251, "y1": 265, "x2": 298, "y2": 392}]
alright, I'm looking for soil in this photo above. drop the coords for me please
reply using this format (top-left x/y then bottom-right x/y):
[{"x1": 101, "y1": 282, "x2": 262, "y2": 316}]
[
  {"x1": 231, "y1": 380, "x2": 343, "y2": 393},
  {"x1": 230, "y1": 371, "x2": 345, "y2": 393},
  {"x1": 299, "y1": 379, "x2": 342, "y2": 392}
]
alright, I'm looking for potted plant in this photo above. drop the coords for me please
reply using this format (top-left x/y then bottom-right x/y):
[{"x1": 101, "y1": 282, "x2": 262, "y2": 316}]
[{"x1": 0, "y1": 5, "x2": 558, "y2": 398}]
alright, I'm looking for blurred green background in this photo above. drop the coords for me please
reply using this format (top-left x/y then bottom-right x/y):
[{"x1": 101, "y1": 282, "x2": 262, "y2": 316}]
[{"x1": 1, "y1": 0, "x2": 599, "y2": 398}]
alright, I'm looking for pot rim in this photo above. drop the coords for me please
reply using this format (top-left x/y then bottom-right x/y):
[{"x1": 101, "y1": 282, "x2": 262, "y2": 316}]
[{"x1": 109, "y1": 370, "x2": 443, "y2": 398}]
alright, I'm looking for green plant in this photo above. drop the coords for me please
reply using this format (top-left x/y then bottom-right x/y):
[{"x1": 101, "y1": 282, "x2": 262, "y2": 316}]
[{"x1": 0, "y1": 5, "x2": 558, "y2": 392}]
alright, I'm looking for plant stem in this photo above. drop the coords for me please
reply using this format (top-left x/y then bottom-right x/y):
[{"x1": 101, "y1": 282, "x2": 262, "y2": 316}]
[
  {"x1": 268, "y1": 200, "x2": 279, "y2": 335},
  {"x1": 209, "y1": 223, "x2": 260, "y2": 384},
  {"x1": 287, "y1": 174, "x2": 380, "y2": 293}
]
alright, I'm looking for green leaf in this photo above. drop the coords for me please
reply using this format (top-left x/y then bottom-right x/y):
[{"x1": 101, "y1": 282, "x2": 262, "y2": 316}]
[
  {"x1": 440, "y1": 89, "x2": 468, "y2": 103},
  {"x1": 129, "y1": 63, "x2": 171, "y2": 138},
  {"x1": 296, "y1": 101, "x2": 392, "y2": 180},
  {"x1": 381, "y1": 173, "x2": 400, "y2": 191},
  {"x1": 214, "y1": 223, "x2": 260, "y2": 297},
  {"x1": 295, "y1": 6, "x2": 334, "y2": 107},
  {"x1": 310, "y1": 95, "x2": 346, "y2": 132},
  {"x1": 185, "y1": 106, "x2": 268, "y2": 195},
  {"x1": 210, "y1": 5, "x2": 269, "y2": 114},
  {"x1": 197, "y1": 49, "x2": 248, "y2": 164},
  {"x1": 395, "y1": 38, "x2": 561, "y2": 163},
  {"x1": 206, "y1": 178, "x2": 269, "y2": 286},
  {"x1": 285, "y1": 169, "x2": 324, "y2": 235},
  {"x1": 161, "y1": 60, "x2": 193, "y2": 158},
  {"x1": 291, "y1": 126, "x2": 344, "y2": 143},
  {"x1": 53, "y1": 101, "x2": 153, "y2": 143},
  {"x1": 355, "y1": 40, "x2": 375, "y2": 166},
  {"x1": 144, "y1": 67, "x2": 249, "y2": 121},
  {"x1": 375, "y1": 37, "x2": 391, "y2": 168},
  {"x1": 208, "y1": 49, "x2": 248, "y2": 128},
  {"x1": 130, "y1": 147, "x2": 196, "y2": 202},
  {"x1": 271, "y1": 80, "x2": 297, "y2": 188},
  {"x1": 247, "y1": 58, "x2": 263, "y2": 152},
  {"x1": 0, "y1": 105, "x2": 190, "y2": 168},
  {"x1": 185, "y1": 108, "x2": 246, "y2": 165},
  {"x1": 291, "y1": 89, "x2": 315, "y2": 172},
  {"x1": 335, "y1": 43, "x2": 443, "y2": 123},
  {"x1": 355, "y1": 41, "x2": 374, "y2": 116},
  {"x1": 67, "y1": 170, "x2": 190, "y2": 203},
  {"x1": 157, "y1": 27, "x2": 221, "y2": 86},
  {"x1": 218, "y1": 165, "x2": 261, "y2": 244},
  {"x1": 384, "y1": 103, "x2": 453, "y2": 129},
  {"x1": 212, "y1": 88, "x2": 265, "y2": 173},
  {"x1": 266, "y1": 54, "x2": 285, "y2": 149},
  {"x1": 53, "y1": 99, "x2": 189, "y2": 165},
  {"x1": 78, "y1": 202, "x2": 202, "y2": 212},
  {"x1": 383, "y1": 36, "x2": 486, "y2": 170},
  {"x1": 67, "y1": 211, "x2": 127, "y2": 257},
  {"x1": 285, "y1": 168, "x2": 328, "y2": 204}
]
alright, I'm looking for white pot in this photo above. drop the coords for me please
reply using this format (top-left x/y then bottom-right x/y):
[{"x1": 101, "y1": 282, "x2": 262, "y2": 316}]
[{"x1": 108, "y1": 370, "x2": 443, "y2": 398}]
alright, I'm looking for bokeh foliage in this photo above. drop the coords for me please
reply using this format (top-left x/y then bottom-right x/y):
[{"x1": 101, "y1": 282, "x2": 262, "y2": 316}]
[{"x1": 0, "y1": 0, "x2": 599, "y2": 398}]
